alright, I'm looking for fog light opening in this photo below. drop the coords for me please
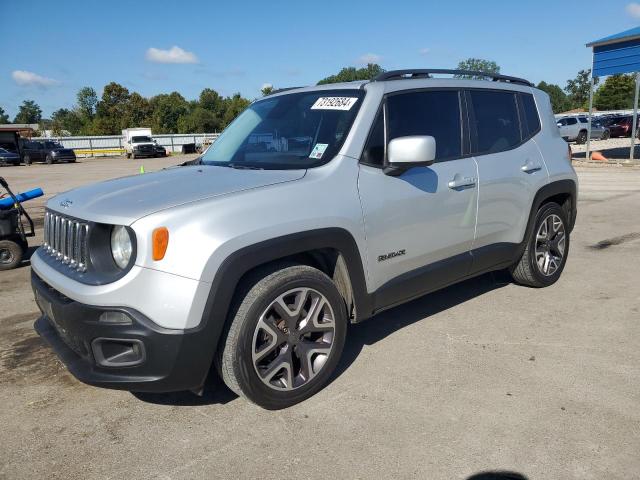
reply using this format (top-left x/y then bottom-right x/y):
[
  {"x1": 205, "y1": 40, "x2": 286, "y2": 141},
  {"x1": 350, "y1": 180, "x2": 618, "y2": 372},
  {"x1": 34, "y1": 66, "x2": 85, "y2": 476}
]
[{"x1": 99, "y1": 311, "x2": 132, "y2": 325}]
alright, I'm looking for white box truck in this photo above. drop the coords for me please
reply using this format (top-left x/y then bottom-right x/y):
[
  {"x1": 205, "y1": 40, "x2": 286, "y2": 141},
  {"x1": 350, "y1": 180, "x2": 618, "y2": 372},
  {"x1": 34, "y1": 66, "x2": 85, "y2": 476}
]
[{"x1": 122, "y1": 128, "x2": 160, "y2": 159}]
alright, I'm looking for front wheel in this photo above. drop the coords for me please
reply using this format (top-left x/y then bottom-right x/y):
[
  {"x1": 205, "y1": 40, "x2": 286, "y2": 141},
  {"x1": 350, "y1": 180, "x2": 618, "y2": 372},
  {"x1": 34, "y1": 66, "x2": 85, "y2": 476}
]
[
  {"x1": 510, "y1": 202, "x2": 570, "y2": 287},
  {"x1": 45, "y1": 154, "x2": 54, "y2": 165},
  {"x1": 0, "y1": 240, "x2": 24, "y2": 271},
  {"x1": 217, "y1": 264, "x2": 347, "y2": 409},
  {"x1": 576, "y1": 130, "x2": 588, "y2": 144},
  {"x1": 23, "y1": 155, "x2": 31, "y2": 166},
  {"x1": 602, "y1": 129, "x2": 610, "y2": 140}
]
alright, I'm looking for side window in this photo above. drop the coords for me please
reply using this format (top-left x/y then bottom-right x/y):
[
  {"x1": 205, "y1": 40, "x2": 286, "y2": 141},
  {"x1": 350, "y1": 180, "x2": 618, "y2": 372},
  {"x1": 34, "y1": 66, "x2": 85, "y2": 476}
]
[
  {"x1": 361, "y1": 108, "x2": 385, "y2": 166},
  {"x1": 566, "y1": 117, "x2": 578, "y2": 125},
  {"x1": 469, "y1": 90, "x2": 521, "y2": 154},
  {"x1": 518, "y1": 93, "x2": 541, "y2": 140},
  {"x1": 386, "y1": 90, "x2": 461, "y2": 161},
  {"x1": 578, "y1": 117, "x2": 588, "y2": 123},
  {"x1": 557, "y1": 118, "x2": 567, "y2": 126}
]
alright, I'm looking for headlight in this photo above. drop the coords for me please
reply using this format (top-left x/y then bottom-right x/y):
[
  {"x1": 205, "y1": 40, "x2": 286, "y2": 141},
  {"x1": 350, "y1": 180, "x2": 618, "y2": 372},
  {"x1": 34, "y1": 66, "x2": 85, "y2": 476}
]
[{"x1": 111, "y1": 225, "x2": 132, "y2": 269}]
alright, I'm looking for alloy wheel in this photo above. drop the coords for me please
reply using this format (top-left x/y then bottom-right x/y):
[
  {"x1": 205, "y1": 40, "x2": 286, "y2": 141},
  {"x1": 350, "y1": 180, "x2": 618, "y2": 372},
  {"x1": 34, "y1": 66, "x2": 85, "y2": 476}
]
[
  {"x1": 534, "y1": 214, "x2": 566, "y2": 276},
  {"x1": 252, "y1": 287, "x2": 336, "y2": 391},
  {"x1": 0, "y1": 247, "x2": 14, "y2": 265}
]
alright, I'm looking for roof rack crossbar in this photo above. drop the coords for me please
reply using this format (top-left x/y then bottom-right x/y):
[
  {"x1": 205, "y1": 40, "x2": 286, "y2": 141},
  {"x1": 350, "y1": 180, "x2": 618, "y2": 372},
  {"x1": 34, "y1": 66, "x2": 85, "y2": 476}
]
[{"x1": 372, "y1": 69, "x2": 533, "y2": 87}]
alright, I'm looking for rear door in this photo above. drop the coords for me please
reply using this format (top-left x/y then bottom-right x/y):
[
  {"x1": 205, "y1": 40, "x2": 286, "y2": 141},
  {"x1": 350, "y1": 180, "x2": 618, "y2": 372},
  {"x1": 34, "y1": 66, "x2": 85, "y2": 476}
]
[
  {"x1": 467, "y1": 89, "x2": 548, "y2": 273},
  {"x1": 357, "y1": 89, "x2": 478, "y2": 304}
]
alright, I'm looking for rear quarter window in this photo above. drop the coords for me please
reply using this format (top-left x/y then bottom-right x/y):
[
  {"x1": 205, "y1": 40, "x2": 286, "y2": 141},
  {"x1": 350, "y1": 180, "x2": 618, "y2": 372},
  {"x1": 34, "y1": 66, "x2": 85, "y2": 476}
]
[
  {"x1": 469, "y1": 90, "x2": 521, "y2": 155},
  {"x1": 518, "y1": 93, "x2": 541, "y2": 140}
]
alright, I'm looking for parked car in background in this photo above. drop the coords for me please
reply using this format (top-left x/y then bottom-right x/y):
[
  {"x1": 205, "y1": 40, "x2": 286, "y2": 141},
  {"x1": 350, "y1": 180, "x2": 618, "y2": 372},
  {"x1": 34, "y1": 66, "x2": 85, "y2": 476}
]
[
  {"x1": 154, "y1": 144, "x2": 167, "y2": 157},
  {"x1": 22, "y1": 140, "x2": 76, "y2": 165},
  {"x1": 0, "y1": 148, "x2": 21, "y2": 166},
  {"x1": 603, "y1": 115, "x2": 639, "y2": 138},
  {"x1": 556, "y1": 116, "x2": 609, "y2": 143},
  {"x1": 122, "y1": 128, "x2": 157, "y2": 159}
]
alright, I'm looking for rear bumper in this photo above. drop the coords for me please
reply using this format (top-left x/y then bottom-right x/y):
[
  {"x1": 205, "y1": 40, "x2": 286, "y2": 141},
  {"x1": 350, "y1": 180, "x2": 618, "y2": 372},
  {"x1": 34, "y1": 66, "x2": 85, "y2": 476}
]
[{"x1": 32, "y1": 272, "x2": 214, "y2": 392}]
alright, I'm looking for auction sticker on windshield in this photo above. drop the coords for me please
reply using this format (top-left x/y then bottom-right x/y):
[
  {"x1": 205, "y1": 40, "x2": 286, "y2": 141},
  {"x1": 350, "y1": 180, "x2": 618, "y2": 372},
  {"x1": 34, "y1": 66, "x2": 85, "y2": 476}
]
[
  {"x1": 311, "y1": 97, "x2": 358, "y2": 110},
  {"x1": 309, "y1": 143, "x2": 329, "y2": 159}
]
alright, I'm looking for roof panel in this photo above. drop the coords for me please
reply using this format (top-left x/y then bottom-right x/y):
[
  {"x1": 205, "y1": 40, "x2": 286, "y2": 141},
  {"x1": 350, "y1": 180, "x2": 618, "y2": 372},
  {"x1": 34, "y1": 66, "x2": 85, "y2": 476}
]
[{"x1": 587, "y1": 26, "x2": 640, "y2": 47}]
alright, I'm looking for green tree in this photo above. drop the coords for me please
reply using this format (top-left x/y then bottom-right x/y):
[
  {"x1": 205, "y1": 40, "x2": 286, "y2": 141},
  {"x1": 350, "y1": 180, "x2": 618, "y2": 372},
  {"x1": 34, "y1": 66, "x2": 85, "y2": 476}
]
[
  {"x1": 13, "y1": 100, "x2": 42, "y2": 124},
  {"x1": 0, "y1": 106, "x2": 9, "y2": 123},
  {"x1": 317, "y1": 64, "x2": 385, "y2": 85},
  {"x1": 177, "y1": 107, "x2": 220, "y2": 133},
  {"x1": 94, "y1": 82, "x2": 131, "y2": 134},
  {"x1": 455, "y1": 58, "x2": 500, "y2": 78},
  {"x1": 51, "y1": 108, "x2": 84, "y2": 135},
  {"x1": 537, "y1": 81, "x2": 571, "y2": 113},
  {"x1": 593, "y1": 74, "x2": 636, "y2": 110},
  {"x1": 261, "y1": 84, "x2": 274, "y2": 96},
  {"x1": 565, "y1": 69, "x2": 598, "y2": 109},
  {"x1": 150, "y1": 92, "x2": 189, "y2": 133},
  {"x1": 77, "y1": 87, "x2": 98, "y2": 120},
  {"x1": 125, "y1": 92, "x2": 152, "y2": 128},
  {"x1": 221, "y1": 93, "x2": 250, "y2": 127}
]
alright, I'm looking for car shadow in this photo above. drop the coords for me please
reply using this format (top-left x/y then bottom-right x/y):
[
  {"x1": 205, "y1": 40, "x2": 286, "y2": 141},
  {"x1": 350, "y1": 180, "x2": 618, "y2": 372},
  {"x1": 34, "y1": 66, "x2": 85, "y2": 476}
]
[
  {"x1": 333, "y1": 270, "x2": 511, "y2": 380},
  {"x1": 466, "y1": 472, "x2": 528, "y2": 480},
  {"x1": 135, "y1": 270, "x2": 511, "y2": 407},
  {"x1": 132, "y1": 373, "x2": 238, "y2": 406},
  {"x1": 14, "y1": 245, "x2": 38, "y2": 269}
]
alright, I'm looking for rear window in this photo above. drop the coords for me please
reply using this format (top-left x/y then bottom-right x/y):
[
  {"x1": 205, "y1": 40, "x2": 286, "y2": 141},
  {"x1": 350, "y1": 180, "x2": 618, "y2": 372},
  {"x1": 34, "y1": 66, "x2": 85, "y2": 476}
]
[
  {"x1": 469, "y1": 90, "x2": 520, "y2": 154},
  {"x1": 518, "y1": 93, "x2": 541, "y2": 140}
]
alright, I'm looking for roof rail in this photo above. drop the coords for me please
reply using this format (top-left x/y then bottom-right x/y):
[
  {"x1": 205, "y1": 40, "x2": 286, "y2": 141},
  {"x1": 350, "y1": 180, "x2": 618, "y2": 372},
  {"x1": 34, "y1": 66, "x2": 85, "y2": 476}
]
[
  {"x1": 371, "y1": 69, "x2": 533, "y2": 87},
  {"x1": 266, "y1": 86, "x2": 305, "y2": 96}
]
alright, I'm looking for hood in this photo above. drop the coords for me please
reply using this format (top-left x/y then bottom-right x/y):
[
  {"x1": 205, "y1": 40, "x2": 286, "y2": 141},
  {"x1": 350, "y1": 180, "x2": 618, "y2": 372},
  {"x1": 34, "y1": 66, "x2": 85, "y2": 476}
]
[{"x1": 48, "y1": 165, "x2": 306, "y2": 225}]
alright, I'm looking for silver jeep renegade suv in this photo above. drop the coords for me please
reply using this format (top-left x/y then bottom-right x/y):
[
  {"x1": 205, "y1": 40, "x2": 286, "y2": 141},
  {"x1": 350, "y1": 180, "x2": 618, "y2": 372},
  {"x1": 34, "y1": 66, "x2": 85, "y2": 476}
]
[{"x1": 32, "y1": 69, "x2": 577, "y2": 409}]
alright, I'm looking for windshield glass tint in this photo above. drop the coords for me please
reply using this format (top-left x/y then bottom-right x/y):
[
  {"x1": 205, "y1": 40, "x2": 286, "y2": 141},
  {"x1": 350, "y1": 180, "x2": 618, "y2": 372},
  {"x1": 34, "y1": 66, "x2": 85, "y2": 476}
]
[
  {"x1": 201, "y1": 90, "x2": 364, "y2": 169},
  {"x1": 132, "y1": 136, "x2": 152, "y2": 143}
]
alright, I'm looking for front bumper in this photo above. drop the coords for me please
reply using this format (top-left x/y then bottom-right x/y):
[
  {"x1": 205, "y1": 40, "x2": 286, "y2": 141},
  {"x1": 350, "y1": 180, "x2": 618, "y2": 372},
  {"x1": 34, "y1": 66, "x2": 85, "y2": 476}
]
[{"x1": 32, "y1": 272, "x2": 214, "y2": 392}]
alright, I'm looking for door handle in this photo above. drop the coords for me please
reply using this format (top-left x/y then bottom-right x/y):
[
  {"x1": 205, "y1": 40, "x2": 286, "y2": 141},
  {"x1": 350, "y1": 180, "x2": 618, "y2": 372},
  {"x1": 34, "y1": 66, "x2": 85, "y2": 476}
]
[
  {"x1": 521, "y1": 161, "x2": 542, "y2": 173},
  {"x1": 448, "y1": 175, "x2": 476, "y2": 189}
]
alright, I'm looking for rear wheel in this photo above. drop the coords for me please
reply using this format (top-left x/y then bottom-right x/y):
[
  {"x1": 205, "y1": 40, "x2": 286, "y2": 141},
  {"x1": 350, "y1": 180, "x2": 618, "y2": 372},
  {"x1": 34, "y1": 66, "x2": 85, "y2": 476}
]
[
  {"x1": 0, "y1": 240, "x2": 23, "y2": 271},
  {"x1": 45, "y1": 154, "x2": 54, "y2": 165},
  {"x1": 602, "y1": 129, "x2": 610, "y2": 140},
  {"x1": 510, "y1": 202, "x2": 569, "y2": 287},
  {"x1": 217, "y1": 264, "x2": 347, "y2": 409},
  {"x1": 23, "y1": 155, "x2": 31, "y2": 166}
]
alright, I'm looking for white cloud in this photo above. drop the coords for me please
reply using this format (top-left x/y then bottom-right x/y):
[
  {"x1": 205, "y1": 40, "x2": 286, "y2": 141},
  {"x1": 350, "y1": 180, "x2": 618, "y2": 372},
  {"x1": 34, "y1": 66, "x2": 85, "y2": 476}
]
[
  {"x1": 357, "y1": 53, "x2": 382, "y2": 65},
  {"x1": 11, "y1": 70, "x2": 59, "y2": 87},
  {"x1": 627, "y1": 2, "x2": 640, "y2": 17},
  {"x1": 145, "y1": 46, "x2": 198, "y2": 64},
  {"x1": 419, "y1": 47, "x2": 430, "y2": 56}
]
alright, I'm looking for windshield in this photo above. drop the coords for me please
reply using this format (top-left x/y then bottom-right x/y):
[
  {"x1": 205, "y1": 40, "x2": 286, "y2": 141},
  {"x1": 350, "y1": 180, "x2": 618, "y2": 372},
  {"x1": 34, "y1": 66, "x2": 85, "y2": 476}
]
[
  {"x1": 44, "y1": 141, "x2": 63, "y2": 149},
  {"x1": 201, "y1": 90, "x2": 364, "y2": 169},
  {"x1": 132, "y1": 136, "x2": 153, "y2": 143}
]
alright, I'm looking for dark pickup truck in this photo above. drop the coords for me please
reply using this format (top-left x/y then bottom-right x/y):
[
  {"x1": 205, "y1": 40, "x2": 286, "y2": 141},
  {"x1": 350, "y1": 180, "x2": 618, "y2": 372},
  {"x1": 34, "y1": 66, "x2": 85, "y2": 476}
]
[{"x1": 22, "y1": 140, "x2": 76, "y2": 165}]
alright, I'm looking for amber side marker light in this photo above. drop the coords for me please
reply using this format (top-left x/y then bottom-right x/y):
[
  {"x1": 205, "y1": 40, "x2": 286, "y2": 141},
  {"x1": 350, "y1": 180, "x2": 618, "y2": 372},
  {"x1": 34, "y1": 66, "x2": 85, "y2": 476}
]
[{"x1": 152, "y1": 227, "x2": 169, "y2": 261}]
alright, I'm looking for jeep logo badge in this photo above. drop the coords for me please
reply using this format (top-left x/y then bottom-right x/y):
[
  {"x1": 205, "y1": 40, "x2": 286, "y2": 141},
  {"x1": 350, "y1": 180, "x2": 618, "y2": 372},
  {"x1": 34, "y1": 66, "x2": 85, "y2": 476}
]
[{"x1": 59, "y1": 199, "x2": 73, "y2": 208}]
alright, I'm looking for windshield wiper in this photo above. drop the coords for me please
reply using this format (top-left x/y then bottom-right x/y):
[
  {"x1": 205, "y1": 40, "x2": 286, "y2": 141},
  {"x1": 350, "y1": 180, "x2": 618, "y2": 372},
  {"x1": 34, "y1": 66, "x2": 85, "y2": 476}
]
[{"x1": 226, "y1": 163, "x2": 264, "y2": 170}]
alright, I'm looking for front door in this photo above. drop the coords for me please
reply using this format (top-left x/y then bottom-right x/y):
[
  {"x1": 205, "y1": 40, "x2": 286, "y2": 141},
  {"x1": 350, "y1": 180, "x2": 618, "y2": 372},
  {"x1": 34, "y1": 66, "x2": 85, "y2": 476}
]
[{"x1": 357, "y1": 89, "x2": 478, "y2": 308}]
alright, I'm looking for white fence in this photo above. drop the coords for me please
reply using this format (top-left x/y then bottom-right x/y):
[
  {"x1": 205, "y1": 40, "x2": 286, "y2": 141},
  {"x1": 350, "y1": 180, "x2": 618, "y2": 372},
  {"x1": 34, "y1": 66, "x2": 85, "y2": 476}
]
[{"x1": 33, "y1": 133, "x2": 220, "y2": 157}]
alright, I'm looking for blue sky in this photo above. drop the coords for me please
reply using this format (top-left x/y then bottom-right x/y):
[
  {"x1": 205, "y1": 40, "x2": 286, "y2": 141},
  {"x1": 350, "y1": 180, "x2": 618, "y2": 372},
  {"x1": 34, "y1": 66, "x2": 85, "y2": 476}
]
[{"x1": 2, "y1": 0, "x2": 639, "y2": 118}]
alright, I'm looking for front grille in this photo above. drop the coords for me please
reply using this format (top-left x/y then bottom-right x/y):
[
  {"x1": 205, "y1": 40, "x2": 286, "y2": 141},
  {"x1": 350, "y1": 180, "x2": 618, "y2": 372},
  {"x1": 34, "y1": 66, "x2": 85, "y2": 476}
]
[{"x1": 43, "y1": 210, "x2": 90, "y2": 272}]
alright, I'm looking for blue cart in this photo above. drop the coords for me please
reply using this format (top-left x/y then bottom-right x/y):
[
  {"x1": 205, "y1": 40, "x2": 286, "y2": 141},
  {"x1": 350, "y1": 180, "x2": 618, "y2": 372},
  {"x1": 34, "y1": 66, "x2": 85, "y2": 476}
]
[{"x1": 0, "y1": 177, "x2": 38, "y2": 270}]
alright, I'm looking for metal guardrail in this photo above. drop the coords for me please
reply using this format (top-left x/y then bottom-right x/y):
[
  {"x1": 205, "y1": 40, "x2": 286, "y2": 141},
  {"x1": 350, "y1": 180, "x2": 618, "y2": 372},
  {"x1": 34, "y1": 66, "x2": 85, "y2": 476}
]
[{"x1": 33, "y1": 133, "x2": 220, "y2": 157}]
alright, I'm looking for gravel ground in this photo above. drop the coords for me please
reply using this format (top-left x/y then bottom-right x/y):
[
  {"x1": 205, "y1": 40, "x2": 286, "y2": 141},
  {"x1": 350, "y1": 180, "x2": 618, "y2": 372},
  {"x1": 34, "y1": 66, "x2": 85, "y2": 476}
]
[{"x1": 0, "y1": 156, "x2": 639, "y2": 480}]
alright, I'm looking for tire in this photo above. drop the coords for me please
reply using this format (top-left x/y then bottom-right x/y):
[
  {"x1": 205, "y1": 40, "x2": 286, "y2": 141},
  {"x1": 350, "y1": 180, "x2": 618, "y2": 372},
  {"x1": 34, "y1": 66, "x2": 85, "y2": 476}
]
[
  {"x1": 217, "y1": 264, "x2": 347, "y2": 409},
  {"x1": 45, "y1": 154, "x2": 53, "y2": 165},
  {"x1": 510, "y1": 202, "x2": 570, "y2": 288},
  {"x1": 126, "y1": 152, "x2": 131, "y2": 159},
  {"x1": 576, "y1": 130, "x2": 587, "y2": 144},
  {"x1": 23, "y1": 155, "x2": 31, "y2": 166},
  {"x1": 602, "y1": 129, "x2": 610, "y2": 140},
  {"x1": 0, "y1": 239, "x2": 24, "y2": 271}
]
